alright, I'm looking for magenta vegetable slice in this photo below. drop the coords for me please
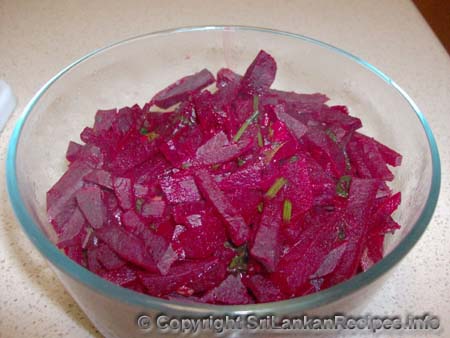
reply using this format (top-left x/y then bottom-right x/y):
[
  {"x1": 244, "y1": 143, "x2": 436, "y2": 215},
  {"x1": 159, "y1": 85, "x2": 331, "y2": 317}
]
[
  {"x1": 194, "y1": 131, "x2": 252, "y2": 165},
  {"x1": 93, "y1": 108, "x2": 117, "y2": 132},
  {"x1": 245, "y1": 274, "x2": 286, "y2": 303},
  {"x1": 250, "y1": 198, "x2": 282, "y2": 272},
  {"x1": 275, "y1": 108, "x2": 308, "y2": 139},
  {"x1": 324, "y1": 178, "x2": 380, "y2": 287},
  {"x1": 113, "y1": 177, "x2": 134, "y2": 210},
  {"x1": 76, "y1": 186, "x2": 106, "y2": 229},
  {"x1": 355, "y1": 132, "x2": 402, "y2": 167},
  {"x1": 83, "y1": 169, "x2": 113, "y2": 190},
  {"x1": 56, "y1": 208, "x2": 86, "y2": 248},
  {"x1": 194, "y1": 168, "x2": 249, "y2": 246},
  {"x1": 272, "y1": 210, "x2": 344, "y2": 295},
  {"x1": 241, "y1": 50, "x2": 277, "y2": 95},
  {"x1": 201, "y1": 274, "x2": 253, "y2": 305},
  {"x1": 347, "y1": 135, "x2": 394, "y2": 181},
  {"x1": 95, "y1": 224, "x2": 158, "y2": 272},
  {"x1": 141, "y1": 200, "x2": 166, "y2": 218},
  {"x1": 47, "y1": 161, "x2": 92, "y2": 222},
  {"x1": 100, "y1": 266, "x2": 137, "y2": 286},
  {"x1": 138, "y1": 258, "x2": 225, "y2": 296},
  {"x1": 152, "y1": 69, "x2": 215, "y2": 109},
  {"x1": 66, "y1": 141, "x2": 83, "y2": 163}
]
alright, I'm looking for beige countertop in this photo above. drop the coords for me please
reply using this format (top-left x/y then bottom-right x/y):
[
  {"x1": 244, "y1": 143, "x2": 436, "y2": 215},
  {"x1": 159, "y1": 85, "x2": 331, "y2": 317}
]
[{"x1": 1, "y1": 1, "x2": 449, "y2": 337}]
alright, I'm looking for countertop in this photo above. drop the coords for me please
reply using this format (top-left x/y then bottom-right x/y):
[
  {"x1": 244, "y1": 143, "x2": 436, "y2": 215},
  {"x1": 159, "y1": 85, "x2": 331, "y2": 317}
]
[{"x1": 0, "y1": 1, "x2": 449, "y2": 337}]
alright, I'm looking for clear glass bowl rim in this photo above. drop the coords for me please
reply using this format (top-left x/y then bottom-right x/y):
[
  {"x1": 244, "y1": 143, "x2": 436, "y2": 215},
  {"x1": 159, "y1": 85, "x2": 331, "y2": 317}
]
[{"x1": 6, "y1": 25, "x2": 441, "y2": 315}]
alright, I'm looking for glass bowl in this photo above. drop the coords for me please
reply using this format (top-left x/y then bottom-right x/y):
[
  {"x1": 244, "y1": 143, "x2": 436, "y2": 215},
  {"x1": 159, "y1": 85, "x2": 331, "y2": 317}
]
[{"x1": 6, "y1": 26, "x2": 440, "y2": 337}]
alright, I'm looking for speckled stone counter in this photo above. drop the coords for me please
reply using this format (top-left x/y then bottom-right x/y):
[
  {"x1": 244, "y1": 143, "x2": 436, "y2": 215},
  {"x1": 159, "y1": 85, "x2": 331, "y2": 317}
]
[{"x1": 1, "y1": 1, "x2": 449, "y2": 337}]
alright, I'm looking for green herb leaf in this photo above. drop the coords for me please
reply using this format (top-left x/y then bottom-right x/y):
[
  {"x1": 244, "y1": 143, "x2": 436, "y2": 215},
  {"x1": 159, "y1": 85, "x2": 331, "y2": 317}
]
[
  {"x1": 224, "y1": 241, "x2": 233, "y2": 249},
  {"x1": 257, "y1": 129, "x2": 264, "y2": 147},
  {"x1": 253, "y1": 94, "x2": 259, "y2": 113},
  {"x1": 282, "y1": 199, "x2": 292, "y2": 223},
  {"x1": 139, "y1": 127, "x2": 149, "y2": 135},
  {"x1": 227, "y1": 244, "x2": 249, "y2": 273},
  {"x1": 263, "y1": 142, "x2": 285, "y2": 164},
  {"x1": 325, "y1": 128, "x2": 338, "y2": 143},
  {"x1": 257, "y1": 202, "x2": 264, "y2": 213},
  {"x1": 265, "y1": 177, "x2": 287, "y2": 199},
  {"x1": 336, "y1": 175, "x2": 352, "y2": 198},
  {"x1": 146, "y1": 131, "x2": 159, "y2": 141},
  {"x1": 233, "y1": 95, "x2": 260, "y2": 142},
  {"x1": 135, "y1": 198, "x2": 144, "y2": 213},
  {"x1": 237, "y1": 158, "x2": 246, "y2": 167},
  {"x1": 289, "y1": 155, "x2": 299, "y2": 163},
  {"x1": 181, "y1": 162, "x2": 192, "y2": 169},
  {"x1": 211, "y1": 163, "x2": 221, "y2": 170}
]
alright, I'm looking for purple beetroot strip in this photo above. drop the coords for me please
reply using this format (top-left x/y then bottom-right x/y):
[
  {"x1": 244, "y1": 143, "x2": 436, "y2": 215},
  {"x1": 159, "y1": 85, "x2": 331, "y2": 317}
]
[
  {"x1": 47, "y1": 49, "x2": 403, "y2": 305},
  {"x1": 152, "y1": 69, "x2": 215, "y2": 109},
  {"x1": 194, "y1": 168, "x2": 249, "y2": 246}
]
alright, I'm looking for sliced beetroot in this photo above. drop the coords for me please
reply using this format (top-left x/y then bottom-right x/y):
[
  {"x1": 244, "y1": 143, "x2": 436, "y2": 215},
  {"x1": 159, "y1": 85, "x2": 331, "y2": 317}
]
[
  {"x1": 214, "y1": 68, "x2": 242, "y2": 108},
  {"x1": 245, "y1": 274, "x2": 286, "y2": 303},
  {"x1": 114, "y1": 106, "x2": 136, "y2": 136},
  {"x1": 282, "y1": 157, "x2": 313, "y2": 221},
  {"x1": 194, "y1": 168, "x2": 249, "y2": 246},
  {"x1": 173, "y1": 203, "x2": 226, "y2": 259},
  {"x1": 272, "y1": 210, "x2": 344, "y2": 296},
  {"x1": 193, "y1": 90, "x2": 227, "y2": 137},
  {"x1": 152, "y1": 69, "x2": 215, "y2": 109},
  {"x1": 65, "y1": 245, "x2": 85, "y2": 266},
  {"x1": 66, "y1": 143, "x2": 104, "y2": 169},
  {"x1": 66, "y1": 141, "x2": 84, "y2": 163},
  {"x1": 304, "y1": 155, "x2": 336, "y2": 206},
  {"x1": 75, "y1": 186, "x2": 106, "y2": 229},
  {"x1": 157, "y1": 243, "x2": 179, "y2": 276},
  {"x1": 194, "y1": 131, "x2": 252, "y2": 166},
  {"x1": 241, "y1": 50, "x2": 277, "y2": 95},
  {"x1": 225, "y1": 187, "x2": 263, "y2": 227},
  {"x1": 93, "y1": 108, "x2": 117, "y2": 133},
  {"x1": 141, "y1": 199, "x2": 166, "y2": 218},
  {"x1": 158, "y1": 125, "x2": 204, "y2": 167},
  {"x1": 100, "y1": 265, "x2": 137, "y2": 286},
  {"x1": 113, "y1": 177, "x2": 134, "y2": 210},
  {"x1": 216, "y1": 68, "x2": 242, "y2": 91},
  {"x1": 275, "y1": 108, "x2": 308, "y2": 139},
  {"x1": 49, "y1": 49, "x2": 402, "y2": 305},
  {"x1": 312, "y1": 105, "x2": 362, "y2": 133},
  {"x1": 138, "y1": 258, "x2": 226, "y2": 296},
  {"x1": 201, "y1": 274, "x2": 253, "y2": 305},
  {"x1": 250, "y1": 198, "x2": 282, "y2": 272},
  {"x1": 323, "y1": 178, "x2": 380, "y2": 287},
  {"x1": 373, "y1": 192, "x2": 401, "y2": 223},
  {"x1": 95, "y1": 224, "x2": 158, "y2": 273},
  {"x1": 269, "y1": 120, "x2": 299, "y2": 161},
  {"x1": 303, "y1": 127, "x2": 346, "y2": 178},
  {"x1": 56, "y1": 208, "x2": 86, "y2": 248},
  {"x1": 355, "y1": 132, "x2": 402, "y2": 167},
  {"x1": 47, "y1": 161, "x2": 92, "y2": 222},
  {"x1": 219, "y1": 159, "x2": 264, "y2": 191},
  {"x1": 83, "y1": 169, "x2": 113, "y2": 190},
  {"x1": 347, "y1": 135, "x2": 394, "y2": 181},
  {"x1": 159, "y1": 173, "x2": 201, "y2": 204},
  {"x1": 309, "y1": 242, "x2": 348, "y2": 279},
  {"x1": 360, "y1": 234, "x2": 384, "y2": 272},
  {"x1": 89, "y1": 242, "x2": 126, "y2": 271},
  {"x1": 108, "y1": 133, "x2": 158, "y2": 174}
]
